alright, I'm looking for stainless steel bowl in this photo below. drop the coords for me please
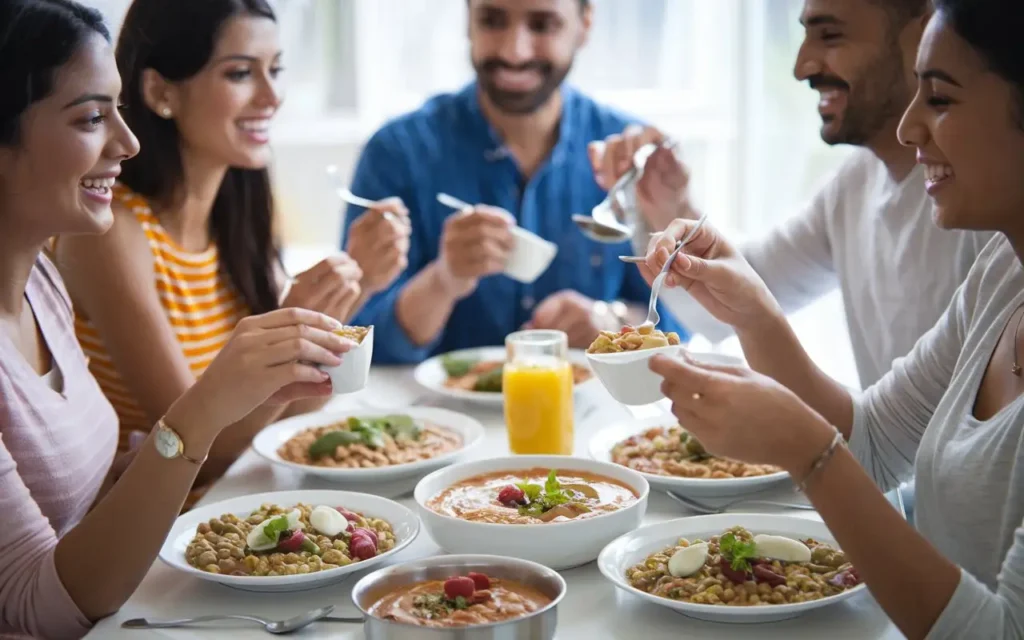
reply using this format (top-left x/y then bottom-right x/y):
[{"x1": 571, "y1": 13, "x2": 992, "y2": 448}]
[{"x1": 351, "y1": 554, "x2": 566, "y2": 639}]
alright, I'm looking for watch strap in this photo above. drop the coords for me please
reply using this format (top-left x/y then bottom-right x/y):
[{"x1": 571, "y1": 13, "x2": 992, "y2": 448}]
[{"x1": 156, "y1": 418, "x2": 207, "y2": 465}]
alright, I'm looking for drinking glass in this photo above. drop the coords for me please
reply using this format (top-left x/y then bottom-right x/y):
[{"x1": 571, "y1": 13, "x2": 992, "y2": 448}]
[{"x1": 502, "y1": 330, "x2": 574, "y2": 455}]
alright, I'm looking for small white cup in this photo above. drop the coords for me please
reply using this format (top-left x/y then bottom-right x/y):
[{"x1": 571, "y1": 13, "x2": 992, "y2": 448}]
[
  {"x1": 504, "y1": 227, "x2": 558, "y2": 284},
  {"x1": 321, "y1": 325, "x2": 374, "y2": 394},
  {"x1": 587, "y1": 347, "x2": 745, "y2": 406}
]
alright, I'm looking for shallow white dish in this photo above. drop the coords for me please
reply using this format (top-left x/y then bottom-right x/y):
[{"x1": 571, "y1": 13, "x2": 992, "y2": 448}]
[
  {"x1": 586, "y1": 348, "x2": 744, "y2": 406},
  {"x1": 505, "y1": 227, "x2": 558, "y2": 283},
  {"x1": 414, "y1": 455, "x2": 649, "y2": 570},
  {"x1": 413, "y1": 346, "x2": 595, "y2": 406},
  {"x1": 252, "y1": 407, "x2": 484, "y2": 486},
  {"x1": 598, "y1": 513, "x2": 866, "y2": 624},
  {"x1": 159, "y1": 490, "x2": 419, "y2": 593},
  {"x1": 588, "y1": 416, "x2": 791, "y2": 497},
  {"x1": 323, "y1": 325, "x2": 373, "y2": 394}
]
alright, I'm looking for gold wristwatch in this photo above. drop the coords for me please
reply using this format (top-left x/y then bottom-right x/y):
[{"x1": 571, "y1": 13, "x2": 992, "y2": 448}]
[{"x1": 153, "y1": 418, "x2": 206, "y2": 465}]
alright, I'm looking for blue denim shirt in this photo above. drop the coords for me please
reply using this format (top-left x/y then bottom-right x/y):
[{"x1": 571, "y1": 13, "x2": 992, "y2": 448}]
[{"x1": 343, "y1": 82, "x2": 687, "y2": 364}]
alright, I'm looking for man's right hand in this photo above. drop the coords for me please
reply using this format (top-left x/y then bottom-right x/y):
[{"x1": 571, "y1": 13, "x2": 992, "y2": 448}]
[
  {"x1": 436, "y1": 205, "x2": 515, "y2": 300},
  {"x1": 588, "y1": 125, "x2": 698, "y2": 231}
]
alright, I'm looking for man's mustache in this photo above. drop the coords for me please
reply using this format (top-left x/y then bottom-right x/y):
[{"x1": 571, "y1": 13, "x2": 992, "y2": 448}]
[
  {"x1": 479, "y1": 59, "x2": 551, "y2": 74},
  {"x1": 808, "y1": 74, "x2": 850, "y2": 91}
]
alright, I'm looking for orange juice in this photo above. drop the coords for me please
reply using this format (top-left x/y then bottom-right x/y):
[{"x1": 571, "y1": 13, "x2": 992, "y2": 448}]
[{"x1": 503, "y1": 361, "x2": 574, "y2": 455}]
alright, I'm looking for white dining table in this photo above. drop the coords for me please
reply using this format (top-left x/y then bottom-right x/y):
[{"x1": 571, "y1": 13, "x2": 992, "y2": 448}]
[{"x1": 88, "y1": 366, "x2": 905, "y2": 640}]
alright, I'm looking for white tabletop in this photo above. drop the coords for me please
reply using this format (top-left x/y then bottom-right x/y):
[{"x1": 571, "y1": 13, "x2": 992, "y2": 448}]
[{"x1": 89, "y1": 367, "x2": 904, "y2": 639}]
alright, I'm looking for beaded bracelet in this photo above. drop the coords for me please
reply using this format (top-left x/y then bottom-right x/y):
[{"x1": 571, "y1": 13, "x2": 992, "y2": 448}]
[{"x1": 796, "y1": 428, "x2": 845, "y2": 493}]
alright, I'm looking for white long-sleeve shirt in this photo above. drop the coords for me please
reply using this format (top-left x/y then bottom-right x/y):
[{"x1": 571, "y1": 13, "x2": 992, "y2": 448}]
[
  {"x1": 643, "y1": 150, "x2": 994, "y2": 388},
  {"x1": 848, "y1": 235, "x2": 1024, "y2": 638}
]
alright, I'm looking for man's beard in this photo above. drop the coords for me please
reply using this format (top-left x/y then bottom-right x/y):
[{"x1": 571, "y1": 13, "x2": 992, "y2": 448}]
[
  {"x1": 474, "y1": 57, "x2": 573, "y2": 115},
  {"x1": 810, "y1": 41, "x2": 911, "y2": 146}
]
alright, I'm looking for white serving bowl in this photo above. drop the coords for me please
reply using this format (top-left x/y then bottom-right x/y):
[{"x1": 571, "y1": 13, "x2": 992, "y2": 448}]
[
  {"x1": 588, "y1": 415, "x2": 791, "y2": 497},
  {"x1": 414, "y1": 455, "x2": 649, "y2": 570},
  {"x1": 413, "y1": 347, "x2": 596, "y2": 406},
  {"x1": 323, "y1": 325, "x2": 374, "y2": 394},
  {"x1": 505, "y1": 227, "x2": 558, "y2": 284},
  {"x1": 586, "y1": 348, "x2": 744, "y2": 406},
  {"x1": 159, "y1": 489, "x2": 419, "y2": 593},
  {"x1": 252, "y1": 407, "x2": 485, "y2": 487},
  {"x1": 598, "y1": 513, "x2": 867, "y2": 624}
]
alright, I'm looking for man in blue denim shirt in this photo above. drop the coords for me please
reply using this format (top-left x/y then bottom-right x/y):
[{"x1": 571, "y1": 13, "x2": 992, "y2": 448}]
[{"x1": 342, "y1": 0, "x2": 686, "y2": 364}]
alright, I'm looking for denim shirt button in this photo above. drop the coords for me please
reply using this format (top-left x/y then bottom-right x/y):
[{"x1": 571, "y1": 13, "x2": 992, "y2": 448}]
[
  {"x1": 590, "y1": 253, "x2": 603, "y2": 268},
  {"x1": 522, "y1": 296, "x2": 535, "y2": 310}
]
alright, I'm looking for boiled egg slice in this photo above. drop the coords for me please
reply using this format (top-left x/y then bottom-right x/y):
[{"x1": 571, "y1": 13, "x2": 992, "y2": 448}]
[
  {"x1": 668, "y1": 542, "x2": 708, "y2": 578},
  {"x1": 753, "y1": 534, "x2": 811, "y2": 563},
  {"x1": 310, "y1": 505, "x2": 349, "y2": 537},
  {"x1": 246, "y1": 509, "x2": 304, "y2": 552}
]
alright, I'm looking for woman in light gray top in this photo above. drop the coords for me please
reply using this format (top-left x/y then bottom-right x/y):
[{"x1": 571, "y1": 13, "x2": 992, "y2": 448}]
[{"x1": 639, "y1": 1, "x2": 1024, "y2": 638}]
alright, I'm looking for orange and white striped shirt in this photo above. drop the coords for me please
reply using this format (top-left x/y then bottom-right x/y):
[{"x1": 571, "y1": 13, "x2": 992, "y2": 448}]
[{"x1": 75, "y1": 185, "x2": 250, "y2": 452}]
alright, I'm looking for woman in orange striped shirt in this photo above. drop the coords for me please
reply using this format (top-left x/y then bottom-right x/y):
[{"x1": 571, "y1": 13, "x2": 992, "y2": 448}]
[{"x1": 52, "y1": 0, "x2": 411, "y2": 497}]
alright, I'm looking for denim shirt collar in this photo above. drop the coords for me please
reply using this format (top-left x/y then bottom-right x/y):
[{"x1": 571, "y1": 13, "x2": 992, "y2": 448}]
[{"x1": 457, "y1": 81, "x2": 580, "y2": 168}]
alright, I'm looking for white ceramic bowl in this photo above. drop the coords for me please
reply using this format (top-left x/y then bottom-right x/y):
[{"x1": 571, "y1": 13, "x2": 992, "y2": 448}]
[
  {"x1": 159, "y1": 490, "x2": 419, "y2": 593},
  {"x1": 598, "y1": 513, "x2": 867, "y2": 624},
  {"x1": 413, "y1": 347, "x2": 596, "y2": 406},
  {"x1": 588, "y1": 415, "x2": 791, "y2": 497},
  {"x1": 252, "y1": 407, "x2": 485, "y2": 486},
  {"x1": 505, "y1": 227, "x2": 558, "y2": 284},
  {"x1": 586, "y1": 349, "x2": 745, "y2": 406},
  {"x1": 323, "y1": 325, "x2": 373, "y2": 394},
  {"x1": 414, "y1": 455, "x2": 649, "y2": 570}
]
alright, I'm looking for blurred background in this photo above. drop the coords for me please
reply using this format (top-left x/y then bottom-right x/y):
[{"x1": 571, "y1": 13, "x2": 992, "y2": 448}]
[{"x1": 84, "y1": 0, "x2": 859, "y2": 388}]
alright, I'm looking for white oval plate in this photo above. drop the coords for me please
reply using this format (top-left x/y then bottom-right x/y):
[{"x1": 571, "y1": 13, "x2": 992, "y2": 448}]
[
  {"x1": 598, "y1": 513, "x2": 866, "y2": 624},
  {"x1": 413, "y1": 346, "x2": 595, "y2": 406},
  {"x1": 160, "y1": 490, "x2": 419, "y2": 592},
  {"x1": 252, "y1": 407, "x2": 484, "y2": 485},
  {"x1": 588, "y1": 416, "x2": 791, "y2": 498}
]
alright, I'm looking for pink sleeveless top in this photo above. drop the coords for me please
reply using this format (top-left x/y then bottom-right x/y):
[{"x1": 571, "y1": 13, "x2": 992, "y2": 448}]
[{"x1": 0, "y1": 255, "x2": 117, "y2": 638}]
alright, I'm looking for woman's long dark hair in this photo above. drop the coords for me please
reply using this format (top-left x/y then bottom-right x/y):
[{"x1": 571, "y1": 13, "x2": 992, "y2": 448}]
[
  {"x1": 933, "y1": 0, "x2": 1024, "y2": 123},
  {"x1": 115, "y1": 0, "x2": 281, "y2": 315},
  {"x1": 0, "y1": 0, "x2": 109, "y2": 146}
]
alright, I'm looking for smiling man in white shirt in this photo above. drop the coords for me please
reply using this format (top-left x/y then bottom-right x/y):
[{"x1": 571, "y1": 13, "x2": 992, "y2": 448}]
[{"x1": 592, "y1": 0, "x2": 994, "y2": 391}]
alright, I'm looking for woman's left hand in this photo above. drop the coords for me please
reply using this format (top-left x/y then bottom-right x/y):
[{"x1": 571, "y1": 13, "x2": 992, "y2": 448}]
[
  {"x1": 346, "y1": 198, "x2": 412, "y2": 296},
  {"x1": 649, "y1": 353, "x2": 836, "y2": 474}
]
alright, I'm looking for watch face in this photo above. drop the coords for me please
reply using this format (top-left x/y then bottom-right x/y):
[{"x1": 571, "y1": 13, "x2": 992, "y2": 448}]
[{"x1": 154, "y1": 426, "x2": 179, "y2": 459}]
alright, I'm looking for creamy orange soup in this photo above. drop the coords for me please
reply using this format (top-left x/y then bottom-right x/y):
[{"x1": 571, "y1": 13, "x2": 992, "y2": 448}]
[
  {"x1": 427, "y1": 468, "x2": 639, "y2": 524},
  {"x1": 370, "y1": 575, "x2": 550, "y2": 628}
]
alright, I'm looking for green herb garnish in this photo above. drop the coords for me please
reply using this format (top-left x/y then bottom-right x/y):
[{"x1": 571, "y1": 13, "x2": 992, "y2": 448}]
[
  {"x1": 308, "y1": 430, "x2": 364, "y2": 459},
  {"x1": 441, "y1": 354, "x2": 477, "y2": 377},
  {"x1": 719, "y1": 532, "x2": 758, "y2": 572},
  {"x1": 453, "y1": 596, "x2": 469, "y2": 610},
  {"x1": 472, "y1": 366, "x2": 504, "y2": 392},
  {"x1": 515, "y1": 469, "x2": 579, "y2": 516}
]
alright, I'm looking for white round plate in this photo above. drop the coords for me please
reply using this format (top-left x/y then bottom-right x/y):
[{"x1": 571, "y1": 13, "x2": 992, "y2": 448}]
[
  {"x1": 413, "y1": 346, "x2": 595, "y2": 405},
  {"x1": 598, "y1": 513, "x2": 866, "y2": 624},
  {"x1": 588, "y1": 416, "x2": 791, "y2": 497},
  {"x1": 252, "y1": 407, "x2": 484, "y2": 484},
  {"x1": 160, "y1": 490, "x2": 419, "y2": 593}
]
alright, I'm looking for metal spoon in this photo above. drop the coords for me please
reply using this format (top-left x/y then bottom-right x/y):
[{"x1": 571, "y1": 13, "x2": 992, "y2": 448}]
[
  {"x1": 574, "y1": 140, "x2": 678, "y2": 244},
  {"x1": 640, "y1": 212, "x2": 708, "y2": 327},
  {"x1": 121, "y1": 605, "x2": 363, "y2": 634},
  {"x1": 436, "y1": 192, "x2": 474, "y2": 212},
  {"x1": 326, "y1": 164, "x2": 397, "y2": 222},
  {"x1": 665, "y1": 491, "x2": 815, "y2": 515}
]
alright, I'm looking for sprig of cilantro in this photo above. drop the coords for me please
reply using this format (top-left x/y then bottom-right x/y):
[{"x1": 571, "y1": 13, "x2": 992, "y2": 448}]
[{"x1": 719, "y1": 532, "x2": 758, "y2": 572}]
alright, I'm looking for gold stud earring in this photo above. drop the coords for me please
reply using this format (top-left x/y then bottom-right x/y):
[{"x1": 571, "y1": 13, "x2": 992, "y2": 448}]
[{"x1": 160, "y1": 107, "x2": 172, "y2": 118}]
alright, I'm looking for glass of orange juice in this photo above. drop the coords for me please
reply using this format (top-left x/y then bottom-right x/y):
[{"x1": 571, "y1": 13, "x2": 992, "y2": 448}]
[{"x1": 503, "y1": 330, "x2": 574, "y2": 455}]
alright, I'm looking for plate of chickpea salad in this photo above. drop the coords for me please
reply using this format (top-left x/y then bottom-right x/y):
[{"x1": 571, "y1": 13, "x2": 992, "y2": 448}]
[
  {"x1": 159, "y1": 490, "x2": 419, "y2": 592},
  {"x1": 598, "y1": 514, "x2": 866, "y2": 624},
  {"x1": 252, "y1": 407, "x2": 485, "y2": 485}
]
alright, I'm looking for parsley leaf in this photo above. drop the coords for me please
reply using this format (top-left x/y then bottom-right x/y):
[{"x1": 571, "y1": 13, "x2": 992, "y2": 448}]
[
  {"x1": 720, "y1": 532, "x2": 758, "y2": 572},
  {"x1": 453, "y1": 595, "x2": 469, "y2": 610}
]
